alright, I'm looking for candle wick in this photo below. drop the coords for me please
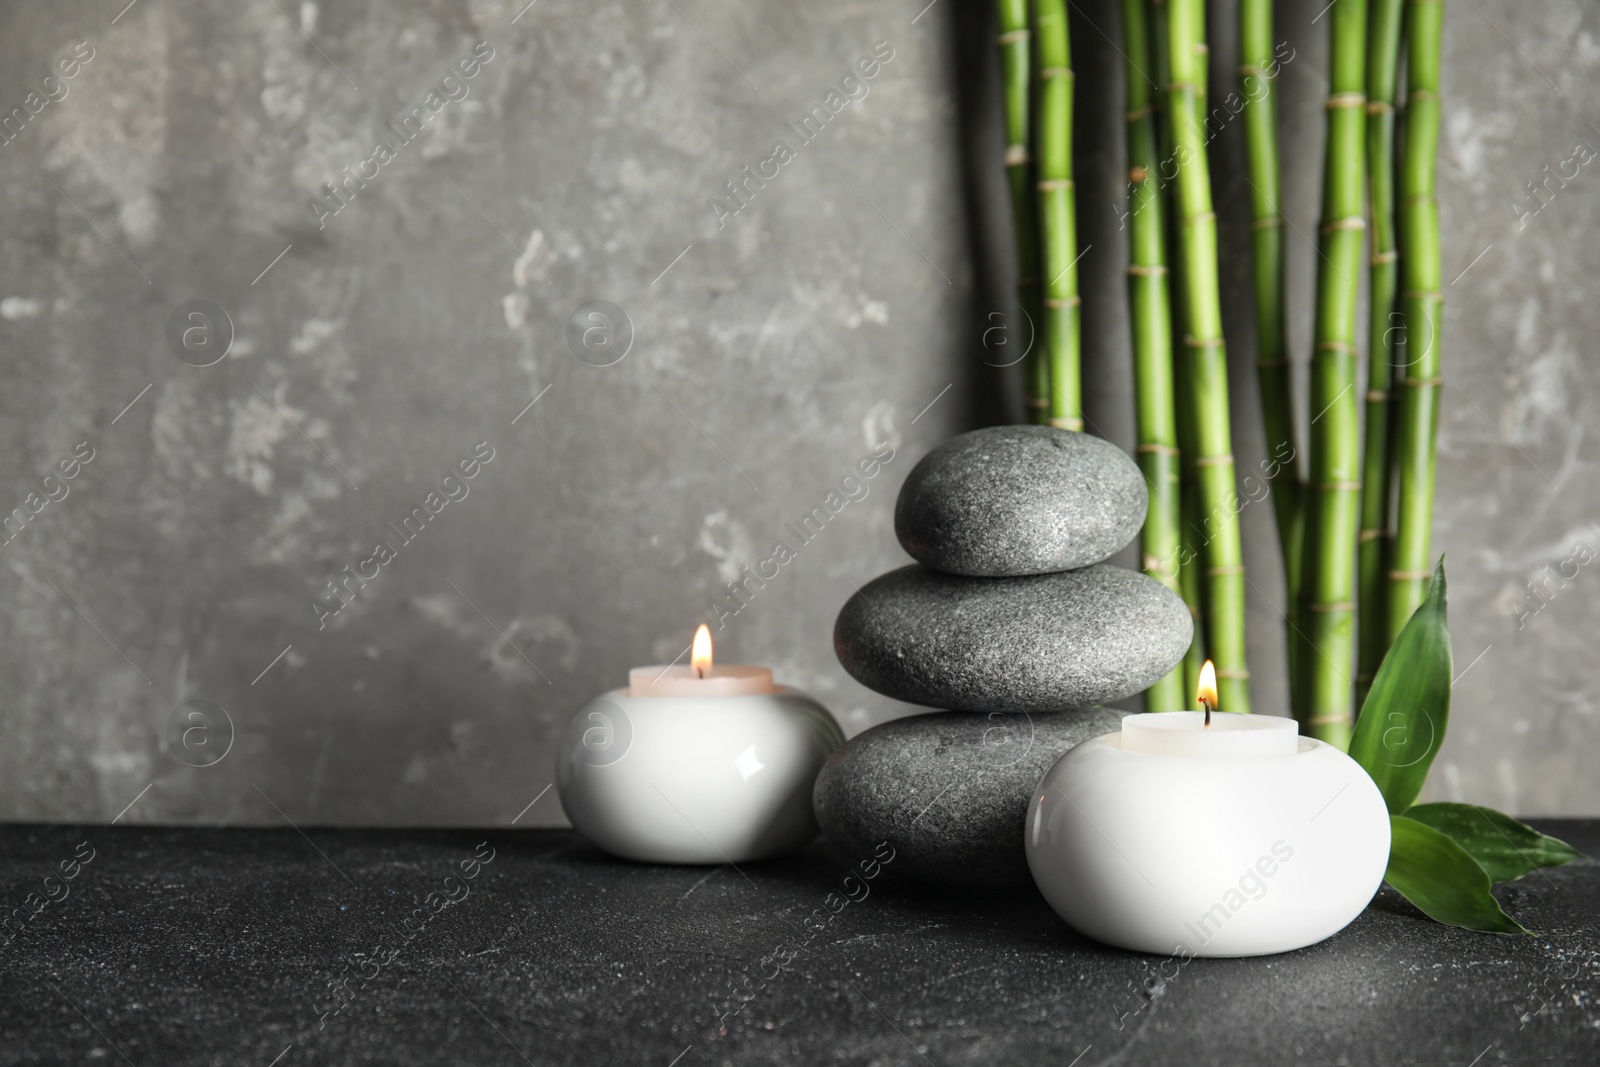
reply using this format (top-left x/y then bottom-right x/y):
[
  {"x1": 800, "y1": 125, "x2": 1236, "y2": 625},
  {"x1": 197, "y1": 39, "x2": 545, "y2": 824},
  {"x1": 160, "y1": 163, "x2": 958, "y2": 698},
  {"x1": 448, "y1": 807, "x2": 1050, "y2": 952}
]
[
  {"x1": 1201, "y1": 698, "x2": 1213, "y2": 727},
  {"x1": 696, "y1": 666, "x2": 704, "y2": 679}
]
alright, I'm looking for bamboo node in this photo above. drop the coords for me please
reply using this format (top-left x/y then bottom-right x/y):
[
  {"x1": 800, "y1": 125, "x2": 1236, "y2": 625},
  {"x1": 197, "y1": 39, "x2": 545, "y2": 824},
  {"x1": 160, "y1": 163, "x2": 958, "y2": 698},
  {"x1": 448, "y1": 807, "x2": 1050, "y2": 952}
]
[
  {"x1": 996, "y1": 28, "x2": 1030, "y2": 45},
  {"x1": 1125, "y1": 106, "x2": 1155, "y2": 123},
  {"x1": 1183, "y1": 211, "x2": 1218, "y2": 225},
  {"x1": 1400, "y1": 289, "x2": 1443, "y2": 300},
  {"x1": 1366, "y1": 100, "x2": 1395, "y2": 114},
  {"x1": 1321, "y1": 216, "x2": 1367, "y2": 234},
  {"x1": 1307, "y1": 715, "x2": 1349, "y2": 726},
  {"x1": 1206, "y1": 565, "x2": 1244, "y2": 576},
  {"x1": 1325, "y1": 92, "x2": 1367, "y2": 110},
  {"x1": 1407, "y1": 88, "x2": 1440, "y2": 102},
  {"x1": 1310, "y1": 601, "x2": 1356, "y2": 612},
  {"x1": 1136, "y1": 443, "x2": 1180, "y2": 456},
  {"x1": 1317, "y1": 481, "x2": 1361, "y2": 491},
  {"x1": 1129, "y1": 166, "x2": 1150, "y2": 184},
  {"x1": 1370, "y1": 250, "x2": 1398, "y2": 264},
  {"x1": 1252, "y1": 215, "x2": 1285, "y2": 230},
  {"x1": 1401, "y1": 194, "x2": 1438, "y2": 207},
  {"x1": 1167, "y1": 80, "x2": 1199, "y2": 93},
  {"x1": 1388, "y1": 569, "x2": 1432, "y2": 580},
  {"x1": 1215, "y1": 669, "x2": 1250, "y2": 680},
  {"x1": 1358, "y1": 529, "x2": 1383, "y2": 543},
  {"x1": 1183, "y1": 335, "x2": 1224, "y2": 349},
  {"x1": 1043, "y1": 296, "x2": 1082, "y2": 309},
  {"x1": 1314, "y1": 341, "x2": 1357, "y2": 354},
  {"x1": 1050, "y1": 417, "x2": 1083, "y2": 430},
  {"x1": 1194, "y1": 453, "x2": 1234, "y2": 468},
  {"x1": 1004, "y1": 144, "x2": 1030, "y2": 167},
  {"x1": 1026, "y1": 397, "x2": 1050, "y2": 409},
  {"x1": 1401, "y1": 376, "x2": 1444, "y2": 387},
  {"x1": 1041, "y1": 66, "x2": 1075, "y2": 80},
  {"x1": 1036, "y1": 178, "x2": 1076, "y2": 192},
  {"x1": 1365, "y1": 389, "x2": 1388, "y2": 402},
  {"x1": 1127, "y1": 264, "x2": 1169, "y2": 277}
]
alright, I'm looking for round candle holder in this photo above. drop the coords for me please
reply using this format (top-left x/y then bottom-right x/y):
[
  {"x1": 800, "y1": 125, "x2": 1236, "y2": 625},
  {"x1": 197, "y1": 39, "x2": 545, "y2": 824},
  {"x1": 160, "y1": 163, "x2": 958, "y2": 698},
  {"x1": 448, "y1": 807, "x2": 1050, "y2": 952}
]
[
  {"x1": 557, "y1": 686, "x2": 844, "y2": 865},
  {"x1": 1025, "y1": 712, "x2": 1390, "y2": 957}
]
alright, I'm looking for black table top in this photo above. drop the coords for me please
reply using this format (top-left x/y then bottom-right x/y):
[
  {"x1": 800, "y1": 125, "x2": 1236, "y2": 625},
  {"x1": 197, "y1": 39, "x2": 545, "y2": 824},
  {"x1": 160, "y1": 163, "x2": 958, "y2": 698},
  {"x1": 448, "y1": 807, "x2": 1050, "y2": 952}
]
[{"x1": 2, "y1": 821, "x2": 1597, "y2": 1066}]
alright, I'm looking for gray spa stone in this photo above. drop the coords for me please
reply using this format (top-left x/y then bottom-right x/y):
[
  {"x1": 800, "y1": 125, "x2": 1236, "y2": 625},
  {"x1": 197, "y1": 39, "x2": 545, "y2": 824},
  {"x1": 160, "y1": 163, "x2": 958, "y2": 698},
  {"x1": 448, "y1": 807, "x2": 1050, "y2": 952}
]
[
  {"x1": 814, "y1": 707, "x2": 1124, "y2": 888},
  {"x1": 895, "y1": 425, "x2": 1147, "y2": 577},
  {"x1": 834, "y1": 563, "x2": 1192, "y2": 712}
]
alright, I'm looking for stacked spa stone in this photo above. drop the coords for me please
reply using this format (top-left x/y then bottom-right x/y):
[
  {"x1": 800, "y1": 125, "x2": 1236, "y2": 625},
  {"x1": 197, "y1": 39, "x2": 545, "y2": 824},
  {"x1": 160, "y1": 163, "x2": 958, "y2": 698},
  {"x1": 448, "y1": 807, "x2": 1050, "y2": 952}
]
[{"x1": 817, "y1": 426, "x2": 1192, "y2": 888}]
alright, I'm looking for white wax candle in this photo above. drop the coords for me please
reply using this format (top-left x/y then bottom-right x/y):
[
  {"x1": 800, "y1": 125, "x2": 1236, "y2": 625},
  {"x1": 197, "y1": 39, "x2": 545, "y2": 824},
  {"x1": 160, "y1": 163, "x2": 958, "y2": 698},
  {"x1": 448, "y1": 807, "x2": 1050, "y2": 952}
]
[
  {"x1": 1026, "y1": 711, "x2": 1391, "y2": 957},
  {"x1": 557, "y1": 626, "x2": 842, "y2": 865},
  {"x1": 627, "y1": 664, "x2": 773, "y2": 697},
  {"x1": 1121, "y1": 710, "x2": 1297, "y2": 757}
]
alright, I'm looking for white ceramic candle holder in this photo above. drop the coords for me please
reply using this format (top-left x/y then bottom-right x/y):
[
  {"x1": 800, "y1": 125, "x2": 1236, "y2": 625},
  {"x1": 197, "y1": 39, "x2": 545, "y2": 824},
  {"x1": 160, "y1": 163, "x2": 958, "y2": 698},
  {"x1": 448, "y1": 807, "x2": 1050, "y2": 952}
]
[
  {"x1": 1025, "y1": 712, "x2": 1390, "y2": 957},
  {"x1": 557, "y1": 684, "x2": 843, "y2": 865}
]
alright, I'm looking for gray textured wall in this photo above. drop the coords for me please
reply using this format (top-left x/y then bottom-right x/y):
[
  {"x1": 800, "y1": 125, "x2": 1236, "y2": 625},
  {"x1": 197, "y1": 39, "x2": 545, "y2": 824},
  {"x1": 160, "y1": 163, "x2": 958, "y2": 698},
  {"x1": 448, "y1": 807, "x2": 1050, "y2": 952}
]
[{"x1": 0, "y1": 0, "x2": 1594, "y2": 827}]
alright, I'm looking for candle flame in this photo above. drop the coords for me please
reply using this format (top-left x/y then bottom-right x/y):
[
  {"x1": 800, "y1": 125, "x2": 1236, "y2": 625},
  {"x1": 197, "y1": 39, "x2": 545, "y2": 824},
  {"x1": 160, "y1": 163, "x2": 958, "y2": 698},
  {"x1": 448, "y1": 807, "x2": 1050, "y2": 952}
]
[
  {"x1": 1197, "y1": 659, "x2": 1217, "y2": 724},
  {"x1": 691, "y1": 624, "x2": 713, "y2": 678}
]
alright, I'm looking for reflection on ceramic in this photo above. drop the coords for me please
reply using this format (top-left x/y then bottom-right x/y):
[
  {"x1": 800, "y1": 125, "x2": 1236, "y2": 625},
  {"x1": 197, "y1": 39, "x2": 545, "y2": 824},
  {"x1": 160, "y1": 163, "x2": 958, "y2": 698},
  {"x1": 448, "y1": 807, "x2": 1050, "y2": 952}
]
[
  {"x1": 557, "y1": 687, "x2": 844, "y2": 864},
  {"x1": 1026, "y1": 713, "x2": 1391, "y2": 957}
]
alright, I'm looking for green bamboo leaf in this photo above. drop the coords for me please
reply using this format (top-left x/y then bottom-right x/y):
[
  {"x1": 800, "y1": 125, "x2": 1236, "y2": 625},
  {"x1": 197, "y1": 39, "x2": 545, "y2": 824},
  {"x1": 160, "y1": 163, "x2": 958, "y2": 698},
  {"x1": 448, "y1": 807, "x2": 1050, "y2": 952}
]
[
  {"x1": 1349, "y1": 559, "x2": 1450, "y2": 812},
  {"x1": 1405, "y1": 803, "x2": 1582, "y2": 884},
  {"x1": 1386, "y1": 815, "x2": 1532, "y2": 935}
]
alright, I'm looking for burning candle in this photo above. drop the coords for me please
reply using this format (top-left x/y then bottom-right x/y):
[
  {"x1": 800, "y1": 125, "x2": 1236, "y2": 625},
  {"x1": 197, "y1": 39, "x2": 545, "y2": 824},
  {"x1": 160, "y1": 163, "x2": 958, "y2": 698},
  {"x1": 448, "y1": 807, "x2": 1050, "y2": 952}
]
[
  {"x1": 627, "y1": 624, "x2": 773, "y2": 697},
  {"x1": 557, "y1": 626, "x2": 843, "y2": 864},
  {"x1": 1024, "y1": 661, "x2": 1391, "y2": 956}
]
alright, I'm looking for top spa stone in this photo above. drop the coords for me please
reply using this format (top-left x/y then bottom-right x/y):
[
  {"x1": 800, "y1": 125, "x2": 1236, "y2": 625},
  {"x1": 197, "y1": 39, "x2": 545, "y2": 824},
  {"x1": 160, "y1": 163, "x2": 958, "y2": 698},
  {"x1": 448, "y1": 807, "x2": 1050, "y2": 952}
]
[{"x1": 895, "y1": 425, "x2": 1147, "y2": 577}]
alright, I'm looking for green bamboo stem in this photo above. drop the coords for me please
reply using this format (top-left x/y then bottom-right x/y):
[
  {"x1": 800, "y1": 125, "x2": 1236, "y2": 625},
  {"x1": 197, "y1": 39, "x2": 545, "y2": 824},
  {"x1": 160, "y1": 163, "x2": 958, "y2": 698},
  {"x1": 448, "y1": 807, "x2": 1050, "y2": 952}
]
[
  {"x1": 1150, "y1": 0, "x2": 1175, "y2": 168},
  {"x1": 1298, "y1": 0, "x2": 1368, "y2": 748},
  {"x1": 1356, "y1": 0, "x2": 1405, "y2": 706},
  {"x1": 1388, "y1": 0, "x2": 1444, "y2": 641},
  {"x1": 1036, "y1": 0, "x2": 1083, "y2": 430},
  {"x1": 1122, "y1": 0, "x2": 1185, "y2": 712},
  {"x1": 1151, "y1": 0, "x2": 1207, "y2": 704},
  {"x1": 1167, "y1": 0, "x2": 1250, "y2": 712},
  {"x1": 997, "y1": 0, "x2": 1049, "y2": 423},
  {"x1": 1173, "y1": 316, "x2": 1209, "y2": 706},
  {"x1": 1179, "y1": 477, "x2": 1208, "y2": 700},
  {"x1": 1239, "y1": 0, "x2": 1303, "y2": 590},
  {"x1": 1240, "y1": 0, "x2": 1306, "y2": 723}
]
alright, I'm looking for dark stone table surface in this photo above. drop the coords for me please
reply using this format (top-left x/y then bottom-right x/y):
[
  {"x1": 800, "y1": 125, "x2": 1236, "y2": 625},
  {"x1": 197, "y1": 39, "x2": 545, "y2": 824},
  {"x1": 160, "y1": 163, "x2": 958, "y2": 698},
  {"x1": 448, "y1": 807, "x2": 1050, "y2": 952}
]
[{"x1": 2, "y1": 821, "x2": 1597, "y2": 1066}]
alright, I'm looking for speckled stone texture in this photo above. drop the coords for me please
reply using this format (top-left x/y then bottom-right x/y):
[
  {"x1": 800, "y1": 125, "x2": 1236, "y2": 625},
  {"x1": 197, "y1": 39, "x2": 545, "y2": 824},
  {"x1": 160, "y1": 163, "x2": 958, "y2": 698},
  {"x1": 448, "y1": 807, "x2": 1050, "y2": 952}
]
[
  {"x1": 813, "y1": 707, "x2": 1122, "y2": 888},
  {"x1": 5, "y1": 0, "x2": 1595, "y2": 829},
  {"x1": 835, "y1": 563, "x2": 1192, "y2": 712},
  {"x1": 895, "y1": 425, "x2": 1147, "y2": 576},
  {"x1": 0, "y1": 0, "x2": 989, "y2": 827},
  {"x1": 7, "y1": 822, "x2": 1600, "y2": 1064}
]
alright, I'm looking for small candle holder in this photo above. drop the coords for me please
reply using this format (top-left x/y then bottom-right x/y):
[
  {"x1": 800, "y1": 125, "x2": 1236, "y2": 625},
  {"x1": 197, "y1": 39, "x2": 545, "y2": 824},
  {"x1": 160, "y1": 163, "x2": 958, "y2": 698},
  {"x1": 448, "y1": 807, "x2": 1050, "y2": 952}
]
[
  {"x1": 1025, "y1": 705, "x2": 1390, "y2": 957},
  {"x1": 556, "y1": 628, "x2": 844, "y2": 865}
]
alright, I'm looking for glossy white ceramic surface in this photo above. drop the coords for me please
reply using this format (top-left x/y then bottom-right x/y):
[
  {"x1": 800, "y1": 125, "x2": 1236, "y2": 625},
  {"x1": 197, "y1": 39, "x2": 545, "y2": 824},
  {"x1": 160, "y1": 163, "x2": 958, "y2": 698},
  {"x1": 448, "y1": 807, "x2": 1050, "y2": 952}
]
[
  {"x1": 1026, "y1": 717, "x2": 1391, "y2": 957},
  {"x1": 557, "y1": 686, "x2": 843, "y2": 864}
]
